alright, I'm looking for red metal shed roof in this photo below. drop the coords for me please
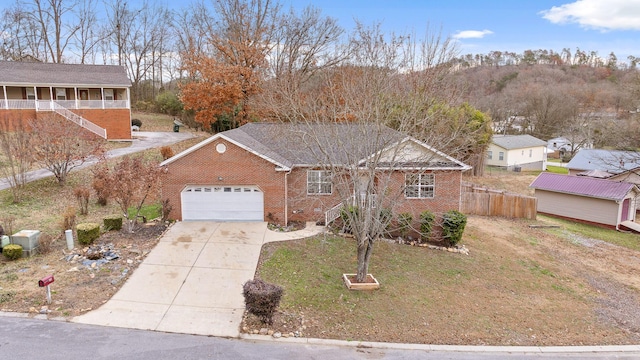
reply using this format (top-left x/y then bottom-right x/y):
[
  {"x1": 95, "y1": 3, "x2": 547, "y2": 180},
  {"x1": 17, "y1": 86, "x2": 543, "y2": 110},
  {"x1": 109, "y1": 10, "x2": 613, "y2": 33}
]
[{"x1": 530, "y1": 172, "x2": 636, "y2": 201}]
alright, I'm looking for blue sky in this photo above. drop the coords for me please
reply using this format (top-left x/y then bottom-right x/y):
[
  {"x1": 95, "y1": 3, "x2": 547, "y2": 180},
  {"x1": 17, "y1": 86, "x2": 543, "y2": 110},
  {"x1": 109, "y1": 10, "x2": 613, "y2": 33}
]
[{"x1": 283, "y1": 0, "x2": 640, "y2": 61}]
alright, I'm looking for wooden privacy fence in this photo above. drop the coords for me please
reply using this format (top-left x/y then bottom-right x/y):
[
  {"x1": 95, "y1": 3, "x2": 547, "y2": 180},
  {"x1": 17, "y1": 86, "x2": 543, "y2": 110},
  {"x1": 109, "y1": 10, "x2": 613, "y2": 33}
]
[{"x1": 461, "y1": 183, "x2": 537, "y2": 220}]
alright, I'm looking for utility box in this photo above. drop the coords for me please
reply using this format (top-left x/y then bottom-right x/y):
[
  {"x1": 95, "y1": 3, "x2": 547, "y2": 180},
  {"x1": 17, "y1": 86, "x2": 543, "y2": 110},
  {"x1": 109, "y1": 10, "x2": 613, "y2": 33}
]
[{"x1": 11, "y1": 230, "x2": 41, "y2": 257}]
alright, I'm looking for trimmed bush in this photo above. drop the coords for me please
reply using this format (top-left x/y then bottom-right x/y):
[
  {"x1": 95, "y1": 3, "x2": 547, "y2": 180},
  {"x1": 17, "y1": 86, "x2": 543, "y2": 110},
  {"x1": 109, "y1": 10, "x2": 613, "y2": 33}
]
[
  {"x1": 398, "y1": 212, "x2": 413, "y2": 238},
  {"x1": 160, "y1": 146, "x2": 174, "y2": 160},
  {"x1": 419, "y1": 210, "x2": 436, "y2": 242},
  {"x1": 242, "y1": 279, "x2": 284, "y2": 325},
  {"x1": 441, "y1": 210, "x2": 467, "y2": 247},
  {"x1": 340, "y1": 205, "x2": 358, "y2": 234},
  {"x1": 77, "y1": 223, "x2": 100, "y2": 245},
  {"x1": 3, "y1": 244, "x2": 23, "y2": 260},
  {"x1": 103, "y1": 215, "x2": 123, "y2": 231}
]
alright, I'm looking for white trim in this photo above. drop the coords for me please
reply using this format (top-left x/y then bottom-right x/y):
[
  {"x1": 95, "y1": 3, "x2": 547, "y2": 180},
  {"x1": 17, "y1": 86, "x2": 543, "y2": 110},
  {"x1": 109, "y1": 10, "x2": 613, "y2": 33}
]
[
  {"x1": 363, "y1": 137, "x2": 472, "y2": 171},
  {"x1": 2, "y1": 85, "x2": 7, "y2": 109}
]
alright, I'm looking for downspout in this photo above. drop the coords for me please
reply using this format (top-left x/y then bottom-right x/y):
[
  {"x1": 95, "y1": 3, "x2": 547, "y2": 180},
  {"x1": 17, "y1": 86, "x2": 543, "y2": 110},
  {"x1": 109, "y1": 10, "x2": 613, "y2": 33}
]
[{"x1": 284, "y1": 169, "x2": 292, "y2": 226}]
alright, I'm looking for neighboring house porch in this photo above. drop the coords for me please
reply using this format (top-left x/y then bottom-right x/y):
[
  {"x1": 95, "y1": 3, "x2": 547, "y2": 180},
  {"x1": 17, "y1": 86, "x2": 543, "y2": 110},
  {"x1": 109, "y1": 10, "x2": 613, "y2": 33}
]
[{"x1": 0, "y1": 61, "x2": 132, "y2": 140}]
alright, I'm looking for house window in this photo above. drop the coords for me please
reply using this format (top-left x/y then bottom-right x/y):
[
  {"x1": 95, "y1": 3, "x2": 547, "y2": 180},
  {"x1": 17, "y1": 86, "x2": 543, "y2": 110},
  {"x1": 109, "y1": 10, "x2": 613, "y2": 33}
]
[
  {"x1": 405, "y1": 173, "x2": 434, "y2": 199},
  {"x1": 55, "y1": 88, "x2": 66, "y2": 100},
  {"x1": 487, "y1": 150, "x2": 493, "y2": 160},
  {"x1": 529, "y1": 149, "x2": 532, "y2": 157},
  {"x1": 104, "y1": 89, "x2": 114, "y2": 101},
  {"x1": 307, "y1": 170, "x2": 332, "y2": 194},
  {"x1": 25, "y1": 88, "x2": 35, "y2": 100},
  {"x1": 499, "y1": 152, "x2": 504, "y2": 161}
]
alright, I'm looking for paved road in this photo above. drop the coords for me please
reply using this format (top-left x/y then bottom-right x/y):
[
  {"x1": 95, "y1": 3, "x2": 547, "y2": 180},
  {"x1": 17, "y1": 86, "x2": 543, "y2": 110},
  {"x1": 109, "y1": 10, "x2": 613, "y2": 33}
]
[
  {"x1": 0, "y1": 131, "x2": 194, "y2": 191},
  {"x1": 2, "y1": 316, "x2": 640, "y2": 360}
]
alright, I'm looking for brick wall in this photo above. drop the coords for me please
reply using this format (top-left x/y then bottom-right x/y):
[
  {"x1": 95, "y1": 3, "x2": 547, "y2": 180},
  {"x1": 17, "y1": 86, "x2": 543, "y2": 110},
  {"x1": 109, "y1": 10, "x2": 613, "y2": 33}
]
[
  {"x1": 161, "y1": 138, "x2": 287, "y2": 223},
  {"x1": 160, "y1": 137, "x2": 465, "y2": 226},
  {"x1": 0, "y1": 108, "x2": 131, "y2": 140},
  {"x1": 72, "y1": 109, "x2": 131, "y2": 140}
]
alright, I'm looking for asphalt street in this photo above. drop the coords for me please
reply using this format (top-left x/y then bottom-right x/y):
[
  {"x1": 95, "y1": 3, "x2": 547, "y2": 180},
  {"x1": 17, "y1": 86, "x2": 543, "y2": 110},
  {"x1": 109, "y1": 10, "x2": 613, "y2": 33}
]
[{"x1": 1, "y1": 316, "x2": 640, "y2": 360}]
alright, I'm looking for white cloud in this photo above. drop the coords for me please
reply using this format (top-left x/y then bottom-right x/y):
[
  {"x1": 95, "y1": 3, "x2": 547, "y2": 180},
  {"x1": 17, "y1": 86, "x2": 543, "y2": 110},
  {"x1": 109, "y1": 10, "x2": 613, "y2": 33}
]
[
  {"x1": 541, "y1": 0, "x2": 640, "y2": 31},
  {"x1": 452, "y1": 30, "x2": 494, "y2": 39}
]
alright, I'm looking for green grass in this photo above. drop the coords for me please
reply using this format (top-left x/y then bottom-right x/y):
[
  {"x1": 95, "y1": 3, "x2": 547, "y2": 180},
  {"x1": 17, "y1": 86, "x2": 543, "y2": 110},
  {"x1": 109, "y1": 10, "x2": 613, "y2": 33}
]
[
  {"x1": 127, "y1": 203, "x2": 162, "y2": 221},
  {"x1": 539, "y1": 215, "x2": 640, "y2": 251},
  {"x1": 546, "y1": 165, "x2": 568, "y2": 174}
]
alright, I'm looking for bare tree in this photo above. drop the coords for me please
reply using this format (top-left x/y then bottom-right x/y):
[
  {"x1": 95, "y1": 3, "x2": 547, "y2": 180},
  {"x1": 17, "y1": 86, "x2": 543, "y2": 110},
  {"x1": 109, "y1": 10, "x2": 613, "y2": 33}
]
[
  {"x1": 72, "y1": 0, "x2": 108, "y2": 64},
  {"x1": 264, "y1": 24, "x2": 474, "y2": 283},
  {"x1": 0, "y1": 115, "x2": 34, "y2": 203},
  {"x1": 0, "y1": 4, "x2": 45, "y2": 60},
  {"x1": 29, "y1": 115, "x2": 106, "y2": 185},
  {"x1": 20, "y1": 0, "x2": 80, "y2": 63},
  {"x1": 105, "y1": 155, "x2": 163, "y2": 233}
]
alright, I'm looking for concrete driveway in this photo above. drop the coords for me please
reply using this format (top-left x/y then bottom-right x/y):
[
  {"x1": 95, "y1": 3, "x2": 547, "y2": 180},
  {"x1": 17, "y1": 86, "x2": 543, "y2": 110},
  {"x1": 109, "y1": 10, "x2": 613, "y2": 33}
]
[{"x1": 72, "y1": 221, "x2": 324, "y2": 337}]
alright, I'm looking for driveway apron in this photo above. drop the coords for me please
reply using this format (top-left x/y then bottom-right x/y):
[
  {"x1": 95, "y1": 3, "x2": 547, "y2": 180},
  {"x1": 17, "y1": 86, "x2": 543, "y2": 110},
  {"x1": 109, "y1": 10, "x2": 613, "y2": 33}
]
[{"x1": 73, "y1": 221, "x2": 275, "y2": 337}]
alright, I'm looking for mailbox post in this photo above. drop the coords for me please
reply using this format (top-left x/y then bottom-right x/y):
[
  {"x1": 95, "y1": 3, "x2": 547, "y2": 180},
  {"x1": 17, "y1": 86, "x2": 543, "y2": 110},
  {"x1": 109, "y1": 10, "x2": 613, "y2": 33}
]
[{"x1": 38, "y1": 275, "x2": 54, "y2": 304}]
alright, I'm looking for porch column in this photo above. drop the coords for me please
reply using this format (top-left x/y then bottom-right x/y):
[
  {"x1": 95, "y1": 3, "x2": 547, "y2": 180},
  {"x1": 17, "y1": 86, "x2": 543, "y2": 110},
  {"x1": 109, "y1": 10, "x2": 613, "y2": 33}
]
[
  {"x1": 33, "y1": 86, "x2": 38, "y2": 111},
  {"x1": 101, "y1": 87, "x2": 105, "y2": 109},
  {"x1": 74, "y1": 87, "x2": 78, "y2": 109},
  {"x1": 49, "y1": 86, "x2": 54, "y2": 110},
  {"x1": 126, "y1": 87, "x2": 131, "y2": 109},
  {"x1": 2, "y1": 85, "x2": 7, "y2": 110}
]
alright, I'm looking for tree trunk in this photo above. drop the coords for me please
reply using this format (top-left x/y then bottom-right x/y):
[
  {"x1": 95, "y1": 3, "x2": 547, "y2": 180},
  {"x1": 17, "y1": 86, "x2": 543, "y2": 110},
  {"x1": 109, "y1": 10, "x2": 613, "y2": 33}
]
[{"x1": 355, "y1": 236, "x2": 374, "y2": 283}]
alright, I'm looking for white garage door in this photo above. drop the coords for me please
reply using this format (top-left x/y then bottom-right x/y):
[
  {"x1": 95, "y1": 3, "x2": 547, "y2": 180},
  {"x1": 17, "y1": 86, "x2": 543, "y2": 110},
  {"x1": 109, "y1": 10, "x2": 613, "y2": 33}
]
[{"x1": 181, "y1": 185, "x2": 264, "y2": 221}]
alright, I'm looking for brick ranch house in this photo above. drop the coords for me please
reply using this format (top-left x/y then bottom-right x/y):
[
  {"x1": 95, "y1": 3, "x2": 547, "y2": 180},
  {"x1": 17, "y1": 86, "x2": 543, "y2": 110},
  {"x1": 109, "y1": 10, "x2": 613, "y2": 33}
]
[
  {"x1": 160, "y1": 122, "x2": 471, "y2": 226},
  {"x1": 0, "y1": 61, "x2": 132, "y2": 140}
]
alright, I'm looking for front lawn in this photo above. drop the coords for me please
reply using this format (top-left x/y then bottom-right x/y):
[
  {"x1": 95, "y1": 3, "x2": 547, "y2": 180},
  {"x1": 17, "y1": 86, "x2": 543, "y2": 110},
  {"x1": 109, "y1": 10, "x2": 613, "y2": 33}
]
[{"x1": 251, "y1": 217, "x2": 640, "y2": 345}]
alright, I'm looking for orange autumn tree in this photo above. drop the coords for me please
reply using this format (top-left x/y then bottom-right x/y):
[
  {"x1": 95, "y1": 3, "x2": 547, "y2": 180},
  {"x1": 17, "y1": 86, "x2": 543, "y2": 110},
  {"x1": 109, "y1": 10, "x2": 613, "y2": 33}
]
[{"x1": 179, "y1": 0, "x2": 279, "y2": 131}]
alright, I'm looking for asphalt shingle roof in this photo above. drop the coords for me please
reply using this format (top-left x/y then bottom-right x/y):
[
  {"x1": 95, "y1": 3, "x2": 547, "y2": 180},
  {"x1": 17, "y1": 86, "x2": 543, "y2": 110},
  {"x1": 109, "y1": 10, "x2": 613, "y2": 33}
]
[
  {"x1": 0, "y1": 61, "x2": 131, "y2": 87},
  {"x1": 530, "y1": 172, "x2": 635, "y2": 201},
  {"x1": 566, "y1": 149, "x2": 640, "y2": 174},
  {"x1": 492, "y1": 135, "x2": 547, "y2": 150},
  {"x1": 161, "y1": 122, "x2": 470, "y2": 170}
]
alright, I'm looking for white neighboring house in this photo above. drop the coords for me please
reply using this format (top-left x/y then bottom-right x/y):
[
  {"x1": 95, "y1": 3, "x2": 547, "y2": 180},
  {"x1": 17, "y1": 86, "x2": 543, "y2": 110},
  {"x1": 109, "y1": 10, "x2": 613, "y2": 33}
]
[
  {"x1": 547, "y1": 136, "x2": 593, "y2": 160},
  {"x1": 486, "y1": 134, "x2": 548, "y2": 171}
]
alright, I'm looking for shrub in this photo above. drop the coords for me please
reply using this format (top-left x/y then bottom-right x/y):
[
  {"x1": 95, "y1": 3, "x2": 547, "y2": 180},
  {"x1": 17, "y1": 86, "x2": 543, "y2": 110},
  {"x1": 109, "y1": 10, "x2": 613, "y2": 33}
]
[
  {"x1": 155, "y1": 91, "x2": 183, "y2": 115},
  {"x1": 131, "y1": 118, "x2": 143, "y2": 128},
  {"x1": 60, "y1": 206, "x2": 76, "y2": 233},
  {"x1": 37, "y1": 234, "x2": 55, "y2": 254},
  {"x1": 91, "y1": 162, "x2": 111, "y2": 206},
  {"x1": 340, "y1": 205, "x2": 358, "y2": 234},
  {"x1": 103, "y1": 215, "x2": 123, "y2": 231},
  {"x1": 160, "y1": 146, "x2": 174, "y2": 160},
  {"x1": 74, "y1": 186, "x2": 90, "y2": 215},
  {"x1": 419, "y1": 210, "x2": 436, "y2": 242},
  {"x1": 0, "y1": 216, "x2": 15, "y2": 237},
  {"x1": 441, "y1": 210, "x2": 467, "y2": 247},
  {"x1": 398, "y1": 212, "x2": 413, "y2": 238},
  {"x1": 77, "y1": 223, "x2": 100, "y2": 245},
  {"x1": 161, "y1": 198, "x2": 172, "y2": 222},
  {"x1": 242, "y1": 279, "x2": 284, "y2": 325},
  {"x1": 3, "y1": 244, "x2": 23, "y2": 260}
]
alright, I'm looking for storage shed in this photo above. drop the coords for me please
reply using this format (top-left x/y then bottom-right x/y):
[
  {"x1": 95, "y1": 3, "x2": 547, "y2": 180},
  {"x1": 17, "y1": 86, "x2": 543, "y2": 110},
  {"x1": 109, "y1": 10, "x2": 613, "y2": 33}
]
[{"x1": 530, "y1": 172, "x2": 640, "y2": 230}]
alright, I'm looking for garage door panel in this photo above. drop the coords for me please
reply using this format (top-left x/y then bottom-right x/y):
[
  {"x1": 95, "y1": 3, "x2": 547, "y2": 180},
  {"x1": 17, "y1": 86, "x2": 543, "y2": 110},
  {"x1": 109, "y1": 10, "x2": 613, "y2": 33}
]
[{"x1": 181, "y1": 186, "x2": 264, "y2": 221}]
